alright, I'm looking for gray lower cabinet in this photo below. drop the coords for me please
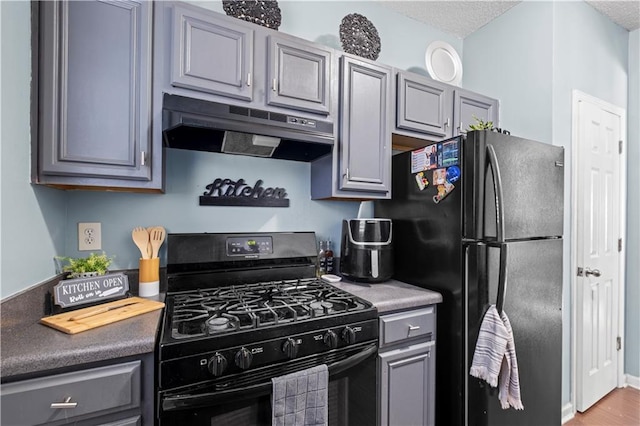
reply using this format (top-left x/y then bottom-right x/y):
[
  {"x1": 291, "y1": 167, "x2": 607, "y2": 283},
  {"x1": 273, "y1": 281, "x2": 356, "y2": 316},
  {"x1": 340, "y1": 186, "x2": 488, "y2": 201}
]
[
  {"x1": 35, "y1": 0, "x2": 160, "y2": 191},
  {"x1": 378, "y1": 306, "x2": 436, "y2": 426},
  {"x1": 168, "y1": 3, "x2": 333, "y2": 117},
  {"x1": 0, "y1": 361, "x2": 143, "y2": 426},
  {"x1": 311, "y1": 54, "x2": 391, "y2": 199}
]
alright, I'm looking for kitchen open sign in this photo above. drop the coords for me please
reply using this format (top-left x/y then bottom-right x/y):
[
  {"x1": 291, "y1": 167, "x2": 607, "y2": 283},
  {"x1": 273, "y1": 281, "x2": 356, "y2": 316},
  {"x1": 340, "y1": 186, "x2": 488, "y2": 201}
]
[
  {"x1": 53, "y1": 273, "x2": 129, "y2": 308},
  {"x1": 200, "y1": 178, "x2": 290, "y2": 207}
]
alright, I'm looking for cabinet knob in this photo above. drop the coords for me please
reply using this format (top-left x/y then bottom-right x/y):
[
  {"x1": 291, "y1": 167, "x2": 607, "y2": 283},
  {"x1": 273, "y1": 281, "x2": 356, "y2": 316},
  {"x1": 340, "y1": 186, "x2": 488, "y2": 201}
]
[{"x1": 50, "y1": 397, "x2": 77, "y2": 409}]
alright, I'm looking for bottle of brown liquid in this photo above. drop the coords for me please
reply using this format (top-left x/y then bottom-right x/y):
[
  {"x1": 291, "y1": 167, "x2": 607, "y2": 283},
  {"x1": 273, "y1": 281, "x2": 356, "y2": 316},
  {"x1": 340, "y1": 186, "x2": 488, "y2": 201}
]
[
  {"x1": 317, "y1": 240, "x2": 327, "y2": 277},
  {"x1": 325, "y1": 240, "x2": 334, "y2": 274}
]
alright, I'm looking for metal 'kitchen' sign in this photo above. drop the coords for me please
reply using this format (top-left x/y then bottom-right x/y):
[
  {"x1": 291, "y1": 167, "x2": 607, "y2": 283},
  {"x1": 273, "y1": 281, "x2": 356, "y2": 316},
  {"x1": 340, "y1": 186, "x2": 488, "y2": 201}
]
[
  {"x1": 200, "y1": 178, "x2": 289, "y2": 207},
  {"x1": 53, "y1": 273, "x2": 129, "y2": 308}
]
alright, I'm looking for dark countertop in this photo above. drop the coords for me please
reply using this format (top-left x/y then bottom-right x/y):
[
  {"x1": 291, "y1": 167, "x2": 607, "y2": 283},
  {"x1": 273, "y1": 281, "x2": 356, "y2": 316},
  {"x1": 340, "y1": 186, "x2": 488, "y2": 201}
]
[
  {"x1": 330, "y1": 278, "x2": 443, "y2": 313},
  {"x1": 1, "y1": 307, "x2": 163, "y2": 380},
  {"x1": 1, "y1": 276, "x2": 440, "y2": 381}
]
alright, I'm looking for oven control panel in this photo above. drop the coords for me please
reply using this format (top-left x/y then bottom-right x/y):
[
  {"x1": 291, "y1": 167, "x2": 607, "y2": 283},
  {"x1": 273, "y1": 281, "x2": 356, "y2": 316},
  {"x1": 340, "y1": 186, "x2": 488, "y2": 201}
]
[
  {"x1": 159, "y1": 319, "x2": 379, "y2": 389},
  {"x1": 226, "y1": 236, "x2": 273, "y2": 256}
]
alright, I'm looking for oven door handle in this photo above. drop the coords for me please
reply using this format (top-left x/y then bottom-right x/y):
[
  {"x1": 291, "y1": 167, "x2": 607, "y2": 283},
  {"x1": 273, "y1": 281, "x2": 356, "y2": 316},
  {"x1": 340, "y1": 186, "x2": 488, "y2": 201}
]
[{"x1": 162, "y1": 343, "x2": 378, "y2": 412}]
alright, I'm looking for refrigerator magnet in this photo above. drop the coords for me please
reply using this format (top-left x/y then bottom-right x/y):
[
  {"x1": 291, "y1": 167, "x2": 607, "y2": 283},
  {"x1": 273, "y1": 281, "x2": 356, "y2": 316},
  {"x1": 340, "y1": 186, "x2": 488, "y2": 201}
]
[
  {"x1": 433, "y1": 168, "x2": 447, "y2": 185},
  {"x1": 441, "y1": 139, "x2": 459, "y2": 167},
  {"x1": 433, "y1": 182, "x2": 455, "y2": 204},
  {"x1": 410, "y1": 147, "x2": 428, "y2": 173},
  {"x1": 415, "y1": 172, "x2": 429, "y2": 190},
  {"x1": 446, "y1": 165, "x2": 461, "y2": 183}
]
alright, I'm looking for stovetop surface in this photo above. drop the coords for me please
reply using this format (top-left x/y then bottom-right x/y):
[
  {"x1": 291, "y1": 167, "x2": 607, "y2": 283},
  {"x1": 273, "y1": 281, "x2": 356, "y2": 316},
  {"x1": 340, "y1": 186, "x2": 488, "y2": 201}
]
[{"x1": 161, "y1": 278, "x2": 376, "y2": 344}]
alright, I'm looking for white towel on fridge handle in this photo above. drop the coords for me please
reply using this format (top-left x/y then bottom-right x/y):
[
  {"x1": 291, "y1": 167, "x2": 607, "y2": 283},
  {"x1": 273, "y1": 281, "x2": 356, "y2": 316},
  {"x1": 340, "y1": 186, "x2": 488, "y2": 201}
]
[{"x1": 469, "y1": 304, "x2": 524, "y2": 410}]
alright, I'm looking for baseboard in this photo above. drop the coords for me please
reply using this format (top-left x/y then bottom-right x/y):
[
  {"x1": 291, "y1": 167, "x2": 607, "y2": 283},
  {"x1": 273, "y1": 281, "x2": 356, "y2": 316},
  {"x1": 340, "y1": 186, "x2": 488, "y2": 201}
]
[
  {"x1": 626, "y1": 374, "x2": 640, "y2": 389},
  {"x1": 561, "y1": 402, "x2": 575, "y2": 424}
]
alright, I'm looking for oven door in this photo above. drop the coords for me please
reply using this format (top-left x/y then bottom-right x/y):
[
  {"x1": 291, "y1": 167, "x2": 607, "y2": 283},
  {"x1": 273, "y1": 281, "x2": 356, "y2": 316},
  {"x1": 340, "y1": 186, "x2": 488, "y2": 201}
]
[{"x1": 159, "y1": 342, "x2": 378, "y2": 426}]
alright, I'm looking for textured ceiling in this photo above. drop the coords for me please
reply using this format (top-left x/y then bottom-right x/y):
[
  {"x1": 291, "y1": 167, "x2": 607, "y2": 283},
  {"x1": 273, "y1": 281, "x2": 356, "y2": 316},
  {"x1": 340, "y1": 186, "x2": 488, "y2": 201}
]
[{"x1": 377, "y1": 1, "x2": 640, "y2": 39}]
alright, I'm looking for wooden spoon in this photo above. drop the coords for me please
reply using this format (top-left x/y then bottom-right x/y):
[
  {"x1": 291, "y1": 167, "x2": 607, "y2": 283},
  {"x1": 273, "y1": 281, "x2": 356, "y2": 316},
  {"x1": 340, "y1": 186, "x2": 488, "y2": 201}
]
[
  {"x1": 149, "y1": 227, "x2": 166, "y2": 259},
  {"x1": 132, "y1": 227, "x2": 151, "y2": 259}
]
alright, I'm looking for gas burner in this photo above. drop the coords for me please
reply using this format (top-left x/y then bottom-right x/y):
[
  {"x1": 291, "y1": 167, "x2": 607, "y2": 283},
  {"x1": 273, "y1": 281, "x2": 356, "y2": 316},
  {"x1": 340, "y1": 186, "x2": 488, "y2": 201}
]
[{"x1": 166, "y1": 278, "x2": 373, "y2": 340}]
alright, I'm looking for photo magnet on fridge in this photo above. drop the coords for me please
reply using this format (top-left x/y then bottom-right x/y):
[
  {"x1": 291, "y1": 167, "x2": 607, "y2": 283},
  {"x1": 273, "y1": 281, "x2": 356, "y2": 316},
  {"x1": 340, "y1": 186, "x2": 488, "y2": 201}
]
[{"x1": 415, "y1": 172, "x2": 429, "y2": 190}]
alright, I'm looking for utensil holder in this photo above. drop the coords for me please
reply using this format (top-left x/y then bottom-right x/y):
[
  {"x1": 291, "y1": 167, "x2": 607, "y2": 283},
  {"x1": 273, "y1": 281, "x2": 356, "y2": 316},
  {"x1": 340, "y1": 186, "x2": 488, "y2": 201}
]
[{"x1": 139, "y1": 258, "x2": 159, "y2": 297}]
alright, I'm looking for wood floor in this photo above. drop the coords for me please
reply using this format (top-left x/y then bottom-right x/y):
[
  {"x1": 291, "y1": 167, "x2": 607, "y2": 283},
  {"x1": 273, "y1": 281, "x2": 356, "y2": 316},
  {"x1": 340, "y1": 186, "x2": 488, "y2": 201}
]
[{"x1": 564, "y1": 387, "x2": 640, "y2": 425}]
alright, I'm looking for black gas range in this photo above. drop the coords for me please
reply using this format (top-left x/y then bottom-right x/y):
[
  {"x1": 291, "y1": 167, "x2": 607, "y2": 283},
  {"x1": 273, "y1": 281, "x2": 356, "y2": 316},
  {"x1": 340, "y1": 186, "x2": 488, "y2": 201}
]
[{"x1": 157, "y1": 232, "x2": 379, "y2": 425}]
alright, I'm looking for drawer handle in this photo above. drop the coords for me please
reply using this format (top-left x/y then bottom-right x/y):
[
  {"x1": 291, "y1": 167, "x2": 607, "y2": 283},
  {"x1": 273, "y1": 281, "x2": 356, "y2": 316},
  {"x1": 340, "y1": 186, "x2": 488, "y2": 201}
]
[
  {"x1": 50, "y1": 397, "x2": 77, "y2": 409},
  {"x1": 408, "y1": 324, "x2": 421, "y2": 334}
]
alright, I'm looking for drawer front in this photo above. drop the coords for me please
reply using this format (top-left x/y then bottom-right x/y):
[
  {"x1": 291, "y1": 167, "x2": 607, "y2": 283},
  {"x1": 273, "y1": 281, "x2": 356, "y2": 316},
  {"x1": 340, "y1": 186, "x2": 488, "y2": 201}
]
[
  {"x1": 1, "y1": 361, "x2": 141, "y2": 425},
  {"x1": 380, "y1": 306, "x2": 435, "y2": 347}
]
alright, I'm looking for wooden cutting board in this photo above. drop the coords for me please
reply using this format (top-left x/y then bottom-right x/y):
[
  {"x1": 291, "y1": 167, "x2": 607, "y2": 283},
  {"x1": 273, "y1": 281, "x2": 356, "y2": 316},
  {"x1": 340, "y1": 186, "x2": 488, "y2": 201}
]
[{"x1": 40, "y1": 297, "x2": 164, "y2": 334}]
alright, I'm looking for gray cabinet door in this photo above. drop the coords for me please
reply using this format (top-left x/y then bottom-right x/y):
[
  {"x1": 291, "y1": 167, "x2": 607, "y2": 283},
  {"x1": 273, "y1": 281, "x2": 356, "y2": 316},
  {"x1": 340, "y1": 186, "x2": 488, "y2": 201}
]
[
  {"x1": 379, "y1": 341, "x2": 436, "y2": 426},
  {"x1": 339, "y1": 55, "x2": 391, "y2": 194},
  {"x1": 396, "y1": 71, "x2": 453, "y2": 138},
  {"x1": 453, "y1": 89, "x2": 499, "y2": 135},
  {"x1": 266, "y1": 35, "x2": 332, "y2": 115},
  {"x1": 38, "y1": 0, "x2": 153, "y2": 182},
  {"x1": 170, "y1": 4, "x2": 253, "y2": 100},
  {"x1": 0, "y1": 361, "x2": 141, "y2": 426}
]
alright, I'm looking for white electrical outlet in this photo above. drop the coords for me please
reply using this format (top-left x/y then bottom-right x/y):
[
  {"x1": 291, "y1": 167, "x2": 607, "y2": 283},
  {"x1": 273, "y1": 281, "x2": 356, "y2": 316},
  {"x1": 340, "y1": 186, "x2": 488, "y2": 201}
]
[{"x1": 78, "y1": 222, "x2": 102, "y2": 251}]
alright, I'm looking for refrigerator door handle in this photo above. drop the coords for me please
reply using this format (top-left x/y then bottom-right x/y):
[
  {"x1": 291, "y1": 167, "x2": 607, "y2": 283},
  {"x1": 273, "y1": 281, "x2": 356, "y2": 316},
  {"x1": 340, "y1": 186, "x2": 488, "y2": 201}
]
[
  {"x1": 496, "y1": 243, "x2": 508, "y2": 315},
  {"x1": 485, "y1": 144, "x2": 506, "y2": 243}
]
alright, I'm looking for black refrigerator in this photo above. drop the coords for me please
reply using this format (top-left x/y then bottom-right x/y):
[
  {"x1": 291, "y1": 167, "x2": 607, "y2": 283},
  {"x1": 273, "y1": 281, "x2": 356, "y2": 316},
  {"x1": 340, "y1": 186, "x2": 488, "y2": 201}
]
[{"x1": 375, "y1": 130, "x2": 564, "y2": 426}]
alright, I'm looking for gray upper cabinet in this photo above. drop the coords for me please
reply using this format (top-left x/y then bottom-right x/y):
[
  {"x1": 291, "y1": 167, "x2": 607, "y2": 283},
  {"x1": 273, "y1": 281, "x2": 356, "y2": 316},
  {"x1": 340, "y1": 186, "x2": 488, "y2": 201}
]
[
  {"x1": 35, "y1": 0, "x2": 159, "y2": 191},
  {"x1": 166, "y1": 4, "x2": 334, "y2": 118},
  {"x1": 170, "y1": 3, "x2": 254, "y2": 101},
  {"x1": 266, "y1": 35, "x2": 332, "y2": 115},
  {"x1": 396, "y1": 71, "x2": 454, "y2": 139},
  {"x1": 453, "y1": 88, "x2": 499, "y2": 135},
  {"x1": 338, "y1": 55, "x2": 391, "y2": 195}
]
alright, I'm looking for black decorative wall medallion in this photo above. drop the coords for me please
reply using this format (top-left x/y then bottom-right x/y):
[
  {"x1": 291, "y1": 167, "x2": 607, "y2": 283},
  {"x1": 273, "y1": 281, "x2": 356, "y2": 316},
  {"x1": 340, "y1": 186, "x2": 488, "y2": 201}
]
[
  {"x1": 222, "y1": 0, "x2": 282, "y2": 30},
  {"x1": 339, "y1": 13, "x2": 381, "y2": 60},
  {"x1": 200, "y1": 178, "x2": 289, "y2": 207}
]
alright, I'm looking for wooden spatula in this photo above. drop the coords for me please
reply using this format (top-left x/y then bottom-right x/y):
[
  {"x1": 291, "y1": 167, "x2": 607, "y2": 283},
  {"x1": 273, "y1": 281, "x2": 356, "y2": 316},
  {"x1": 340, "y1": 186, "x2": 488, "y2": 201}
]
[
  {"x1": 149, "y1": 227, "x2": 166, "y2": 259},
  {"x1": 132, "y1": 227, "x2": 150, "y2": 259}
]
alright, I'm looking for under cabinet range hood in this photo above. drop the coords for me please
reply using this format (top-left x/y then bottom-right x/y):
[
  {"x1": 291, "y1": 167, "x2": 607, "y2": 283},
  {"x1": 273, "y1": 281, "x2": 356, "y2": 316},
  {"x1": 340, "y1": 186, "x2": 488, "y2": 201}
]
[{"x1": 162, "y1": 94, "x2": 334, "y2": 162}]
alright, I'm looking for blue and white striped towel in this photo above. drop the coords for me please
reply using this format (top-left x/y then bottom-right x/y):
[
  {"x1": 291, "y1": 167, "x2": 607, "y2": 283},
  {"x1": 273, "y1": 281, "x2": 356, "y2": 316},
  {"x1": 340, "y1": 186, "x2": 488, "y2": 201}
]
[{"x1": 470, "y1": 305, "x2": 524, "y2": 410}]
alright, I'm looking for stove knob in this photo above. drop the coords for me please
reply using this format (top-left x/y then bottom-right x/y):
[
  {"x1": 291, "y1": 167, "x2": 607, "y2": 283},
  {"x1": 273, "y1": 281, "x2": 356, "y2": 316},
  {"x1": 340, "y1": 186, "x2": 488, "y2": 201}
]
[
  {"x1": 235, "y1": 347, "x2": 253, "y2": 370},
  {"x1": 324, "y1": 330, "x2": 338, "y2": 349},
  {"x1": 282, "y1": 337, "x2": 300, "y2": 359},
  {"x1": 207, "y1": 352, "x2": 228, "y2": 377},
  {"x1": 342, "y1": 326, "x2": 357, "y2": 345}
]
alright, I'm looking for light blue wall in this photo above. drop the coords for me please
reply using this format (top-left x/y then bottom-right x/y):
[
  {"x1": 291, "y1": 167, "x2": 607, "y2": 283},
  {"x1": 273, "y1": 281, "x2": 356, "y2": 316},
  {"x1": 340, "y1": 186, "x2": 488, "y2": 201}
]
[
  {"x1": 64, "y1": 150, "x2": 359, "y2": 270},
  {"x1": 0, "y1": 1, "x2": 67, "y2": 298},
  {"x1": 463, "y1": 0, "x2": 633, "y2": 406},
  {"x1": 626, "y1": 29, "x2": 640, "y2": 378},
  {"x1": 462, "y1": 1, "x2": 554, "y2": 142}
]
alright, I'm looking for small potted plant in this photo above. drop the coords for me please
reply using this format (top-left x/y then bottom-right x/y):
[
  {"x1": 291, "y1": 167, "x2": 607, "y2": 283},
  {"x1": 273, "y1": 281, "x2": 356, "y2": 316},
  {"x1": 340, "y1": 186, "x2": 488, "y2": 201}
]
[
  {"x1": 467, "y1": 115, "x2": 494, "y2": 131},
  {"x1": 57, "y1": 252, "x2": 114, "y2": 279}
]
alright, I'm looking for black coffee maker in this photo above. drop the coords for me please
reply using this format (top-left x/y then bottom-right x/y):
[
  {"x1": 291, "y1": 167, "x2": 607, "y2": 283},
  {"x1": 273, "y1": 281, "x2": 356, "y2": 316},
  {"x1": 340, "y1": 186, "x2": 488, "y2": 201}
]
[{"x1": 340, "y1": 218, "x2": 393, "y2": 282}]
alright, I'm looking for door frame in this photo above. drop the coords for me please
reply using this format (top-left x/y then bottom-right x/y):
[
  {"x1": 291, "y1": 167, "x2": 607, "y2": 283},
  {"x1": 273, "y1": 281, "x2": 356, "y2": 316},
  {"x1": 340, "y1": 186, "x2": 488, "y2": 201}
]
[{"x1": 570, "y1": 90, "x2": 627, "y2": 415}]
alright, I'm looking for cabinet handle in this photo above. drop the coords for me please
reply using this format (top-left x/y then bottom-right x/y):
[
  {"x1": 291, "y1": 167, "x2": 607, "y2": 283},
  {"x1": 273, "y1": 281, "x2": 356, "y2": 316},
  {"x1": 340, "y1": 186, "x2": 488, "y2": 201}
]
[
  {"x1": 247, "y1": 73, "x2": 252, "y2": 87},
  {"x1": 445, "y1": 118, "x2": 451, "y2": 128},
  {"x1": 272, "y1": 78, "x2": 277, "y2": 92},
  {"x1": 408, "y1": 324, "x2": 421, "y2": 335},
  {"x1": 343, "y1": 168, "x2": 349, "y2": 181},
  {"x1": 141, "y1": 151, "x2": 147, "y2": 166},
  {"x1": 51, "y1": 397, "x2": 77, "y2": 409}
]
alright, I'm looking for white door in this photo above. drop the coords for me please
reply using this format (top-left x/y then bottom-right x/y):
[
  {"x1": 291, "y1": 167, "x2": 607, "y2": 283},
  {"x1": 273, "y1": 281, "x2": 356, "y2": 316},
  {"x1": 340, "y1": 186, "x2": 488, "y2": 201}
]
[{"x1": 574, "y1": 93, "x2": 624, "y2": 412}]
